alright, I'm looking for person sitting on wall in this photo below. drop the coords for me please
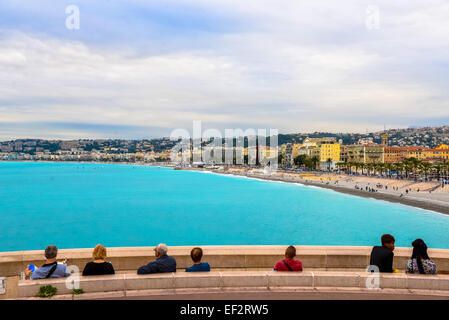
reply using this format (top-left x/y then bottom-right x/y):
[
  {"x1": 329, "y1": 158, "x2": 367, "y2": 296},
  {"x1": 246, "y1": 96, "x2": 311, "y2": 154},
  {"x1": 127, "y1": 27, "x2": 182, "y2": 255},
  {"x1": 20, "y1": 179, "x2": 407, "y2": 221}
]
[
  {"x1": 406, "y1": 239, "x2": 437, "y2": 274},
  {"x1": 137, "y1": 243, "x2": 176, "y2": 274},
  {"x1": 82, "y1": 244, "x2": 115, "y2": 276},
  {"x1": 186, "y1": 247, "x2": 210, "y2": 272},
  {"x1": 369, "y1": 234, "x2": 398, "y2": 273},
  {"x1": 273, "y1": 246, "x2": 303, "y2": 271},
  {"x1": 25, "y1": 245, "x2": 70, "y2": 280}
]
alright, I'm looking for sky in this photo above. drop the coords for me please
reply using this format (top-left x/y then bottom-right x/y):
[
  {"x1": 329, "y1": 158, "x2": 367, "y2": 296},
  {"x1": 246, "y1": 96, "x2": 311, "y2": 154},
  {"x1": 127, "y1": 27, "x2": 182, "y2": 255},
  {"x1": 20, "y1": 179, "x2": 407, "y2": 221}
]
[{"x1": 1, "y1": 0, "x2": 449, "y2": 140}]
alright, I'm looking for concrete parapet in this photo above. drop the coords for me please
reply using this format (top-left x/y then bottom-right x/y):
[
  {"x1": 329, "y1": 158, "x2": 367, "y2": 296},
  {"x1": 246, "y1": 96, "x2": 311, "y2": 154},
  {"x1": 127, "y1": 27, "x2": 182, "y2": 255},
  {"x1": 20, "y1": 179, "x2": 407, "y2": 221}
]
[
  {"x1": 15, "y1": 271, "x2": 449, "y2": 299},
  {"x1": 2, "y1": 245, "x2": 441, "y2": 278}
]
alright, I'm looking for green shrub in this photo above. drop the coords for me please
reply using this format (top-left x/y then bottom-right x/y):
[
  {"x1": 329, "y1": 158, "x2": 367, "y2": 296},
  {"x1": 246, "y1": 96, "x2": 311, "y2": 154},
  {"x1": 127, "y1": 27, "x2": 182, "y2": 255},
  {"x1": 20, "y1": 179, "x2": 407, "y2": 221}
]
[
  {"x1": 72, "y1": 289, "x2": 84, "y2": 295},
  {"x1": 36, "y1": 285, "x2": 57, "y2": 298}
]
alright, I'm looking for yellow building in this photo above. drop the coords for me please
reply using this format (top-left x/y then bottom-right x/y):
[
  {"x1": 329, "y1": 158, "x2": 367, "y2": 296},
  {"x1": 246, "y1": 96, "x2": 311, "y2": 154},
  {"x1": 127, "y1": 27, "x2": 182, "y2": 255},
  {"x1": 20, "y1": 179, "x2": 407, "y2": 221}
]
[
  {"x1": 319, "y1": 143, "x2": 341, "y2": 162},
  {"x1": 291, "y1": 143, "x2": 303, "y2": 159},
  {"x1": 344, "y1": 144, "x2": 384, "y2": 164},
  {"x1": 405, "y1": 147, "x2": 426, "y2": 160},
  {"x1": 422, "y1": 144, "x2": 449, "y2": 161},
  {"x1": 260, "y1": 146, "x2": 277, "y2": 159}
]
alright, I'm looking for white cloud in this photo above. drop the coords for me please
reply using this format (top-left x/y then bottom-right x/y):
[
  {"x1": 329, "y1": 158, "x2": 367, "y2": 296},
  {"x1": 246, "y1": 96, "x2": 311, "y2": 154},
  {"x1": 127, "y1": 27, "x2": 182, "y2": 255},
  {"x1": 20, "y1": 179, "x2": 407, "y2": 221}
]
[{"x1": 1, "y1": 0, "x2": 449, "y2": 138}]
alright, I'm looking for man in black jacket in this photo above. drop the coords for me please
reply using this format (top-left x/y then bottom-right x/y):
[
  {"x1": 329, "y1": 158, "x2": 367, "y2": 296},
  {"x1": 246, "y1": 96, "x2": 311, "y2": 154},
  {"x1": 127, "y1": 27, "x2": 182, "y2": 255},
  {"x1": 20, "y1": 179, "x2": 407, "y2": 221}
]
[
  {"x1": 137, "y1": 243, "x2": 177, "y2": 274},
  {"x1": 370, "y1": 234, "x2": 395, "y2": 273}
]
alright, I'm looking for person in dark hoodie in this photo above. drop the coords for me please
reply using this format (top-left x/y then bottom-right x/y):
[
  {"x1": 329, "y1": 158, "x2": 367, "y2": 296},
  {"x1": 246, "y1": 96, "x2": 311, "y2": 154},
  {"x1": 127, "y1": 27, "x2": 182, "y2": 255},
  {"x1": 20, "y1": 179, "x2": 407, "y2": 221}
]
[
  {"x1": 369, "y1": 234, "x2": 396, "y2": 273},
  {"x1": 137, "y1": 243, "x2": 176, "y2": 274}
]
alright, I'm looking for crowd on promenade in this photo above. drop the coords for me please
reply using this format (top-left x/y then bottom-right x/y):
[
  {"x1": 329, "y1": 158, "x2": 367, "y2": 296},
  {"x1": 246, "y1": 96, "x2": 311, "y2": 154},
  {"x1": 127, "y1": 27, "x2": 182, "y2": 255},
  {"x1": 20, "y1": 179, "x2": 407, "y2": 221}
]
[{"x1": 24, "y1": 235, "x2": 437, "y2": 280}]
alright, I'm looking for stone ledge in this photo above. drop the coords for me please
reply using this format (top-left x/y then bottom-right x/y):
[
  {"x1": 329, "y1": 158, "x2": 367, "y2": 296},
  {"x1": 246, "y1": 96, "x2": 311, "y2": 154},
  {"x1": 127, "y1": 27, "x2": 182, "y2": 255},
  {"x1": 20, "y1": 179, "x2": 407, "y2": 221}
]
[
  {"x1": 2, "y1": 245, "x2": 448, "y2": 278},
  {"x1": 16, "y1": 271, "x2": 449, "y2": 298}
]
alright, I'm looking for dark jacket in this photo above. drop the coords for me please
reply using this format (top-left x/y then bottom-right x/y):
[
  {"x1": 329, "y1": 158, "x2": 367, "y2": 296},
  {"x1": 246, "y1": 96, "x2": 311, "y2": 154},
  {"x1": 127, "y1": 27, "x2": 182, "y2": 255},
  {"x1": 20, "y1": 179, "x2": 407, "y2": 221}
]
[
  {"x1": 370, "y1": 245, "x2": 394, "y2": 273},
  {"x1": 137, "y1": 254, "x2": 177, "y2": 274},
  {"x1": 82, "y1": 261, "x2": 115, "y2": 276}
]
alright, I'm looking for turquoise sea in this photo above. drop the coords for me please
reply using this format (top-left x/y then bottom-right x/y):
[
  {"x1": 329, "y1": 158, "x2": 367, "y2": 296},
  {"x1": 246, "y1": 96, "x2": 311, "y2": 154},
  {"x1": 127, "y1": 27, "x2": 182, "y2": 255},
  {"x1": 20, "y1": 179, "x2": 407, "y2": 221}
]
[{"x1": 1, "y1": 161, "x2": 449, "y2": 252}]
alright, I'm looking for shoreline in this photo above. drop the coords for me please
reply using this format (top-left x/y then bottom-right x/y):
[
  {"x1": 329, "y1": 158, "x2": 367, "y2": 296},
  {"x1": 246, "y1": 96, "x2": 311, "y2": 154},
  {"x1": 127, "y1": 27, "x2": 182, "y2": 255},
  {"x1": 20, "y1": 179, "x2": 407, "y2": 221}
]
[
  {"x1": 183, "y1": 168, "x2": 449, "y2": 216},
  {"x1": 2, "y1": 160, "x2": 449, "y2": 215}
]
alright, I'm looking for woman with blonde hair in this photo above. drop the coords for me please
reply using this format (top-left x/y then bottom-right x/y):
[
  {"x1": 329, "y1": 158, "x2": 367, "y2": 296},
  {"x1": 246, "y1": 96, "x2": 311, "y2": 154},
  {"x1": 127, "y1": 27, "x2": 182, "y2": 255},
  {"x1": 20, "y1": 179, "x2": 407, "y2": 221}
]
[{"x1": 82, "y1": 244, "x2": 115, "y2": 276}]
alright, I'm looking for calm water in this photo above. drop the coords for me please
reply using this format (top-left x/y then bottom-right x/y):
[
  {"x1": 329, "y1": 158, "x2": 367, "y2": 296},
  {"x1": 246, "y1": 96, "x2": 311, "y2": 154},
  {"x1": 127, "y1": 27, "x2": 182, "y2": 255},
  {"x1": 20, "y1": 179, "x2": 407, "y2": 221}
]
[{"x1": 1, "y1": 161, "x2": 449, "y2": 252}]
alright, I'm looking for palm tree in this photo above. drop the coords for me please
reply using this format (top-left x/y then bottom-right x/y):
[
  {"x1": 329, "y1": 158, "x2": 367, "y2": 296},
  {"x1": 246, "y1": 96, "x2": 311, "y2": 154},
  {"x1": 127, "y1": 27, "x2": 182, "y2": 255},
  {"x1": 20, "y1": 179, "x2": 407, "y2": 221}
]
[
  {"x1": 420, "y1": 162, "x2": 432, "y2": 181},
  {"x1": 430, "y1": 164, "x2": 440, "y2": 181},
  {"x1": 393, "y1": 162, "x2": 404, "y2": 179},
  {"x1": 326, "y1": 157, "x2": 333, "y2": 172},
  {"x1": 361, "y1": 163, "x2": 367, "y2": 175},
  {"x1": 375, "y1": 163, "x2": 385, "y2": 177},
  {"x1": 385, "y1": 163, "x2": 393, "y2": 178},
  {"x1": 402, "y1": 158, "x2": 414, "y2": 179},
  {"x1": 311, "y1": 156, "x2": 319, "y2": 171}
]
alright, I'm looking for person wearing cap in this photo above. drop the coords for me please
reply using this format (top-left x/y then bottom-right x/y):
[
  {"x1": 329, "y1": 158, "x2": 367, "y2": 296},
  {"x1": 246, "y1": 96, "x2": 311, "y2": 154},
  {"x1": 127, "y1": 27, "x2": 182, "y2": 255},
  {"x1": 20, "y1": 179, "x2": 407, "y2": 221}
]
[
  {"x1": 137, "y1": 243, "x2": 177, "y2": 274},
  {"x1": 24, "y1": 245, "x2": 70, "y2": 279}
]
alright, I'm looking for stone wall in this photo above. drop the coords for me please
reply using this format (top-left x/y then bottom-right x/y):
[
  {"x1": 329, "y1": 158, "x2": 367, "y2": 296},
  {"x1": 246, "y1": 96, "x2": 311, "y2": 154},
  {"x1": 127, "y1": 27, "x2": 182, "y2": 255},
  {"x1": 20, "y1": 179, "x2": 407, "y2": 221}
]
[{"x1": 2, "y1": 245, "x2": 449, "y2": 277}]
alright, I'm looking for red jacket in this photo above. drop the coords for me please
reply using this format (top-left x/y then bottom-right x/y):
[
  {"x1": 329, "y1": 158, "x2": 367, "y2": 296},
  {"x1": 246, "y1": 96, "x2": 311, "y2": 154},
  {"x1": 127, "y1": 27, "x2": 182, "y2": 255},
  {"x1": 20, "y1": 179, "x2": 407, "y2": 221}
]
[{"x1": 274, "y1": 258, "x2": 303, "y2": 271}]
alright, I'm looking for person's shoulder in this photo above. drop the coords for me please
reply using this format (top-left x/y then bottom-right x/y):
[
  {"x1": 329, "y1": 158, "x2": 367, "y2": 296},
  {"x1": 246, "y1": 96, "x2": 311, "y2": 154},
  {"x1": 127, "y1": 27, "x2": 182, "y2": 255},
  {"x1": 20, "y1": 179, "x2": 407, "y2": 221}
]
[
  {"x1": 274, "y1": 260, "x2": 283, "y2": 268},
  {"x1": 201, "y1": 262, "x2": 211, "y2": 270},
  {"x1": 57, "y1": 263, "x2": 68, "y2": 271}
]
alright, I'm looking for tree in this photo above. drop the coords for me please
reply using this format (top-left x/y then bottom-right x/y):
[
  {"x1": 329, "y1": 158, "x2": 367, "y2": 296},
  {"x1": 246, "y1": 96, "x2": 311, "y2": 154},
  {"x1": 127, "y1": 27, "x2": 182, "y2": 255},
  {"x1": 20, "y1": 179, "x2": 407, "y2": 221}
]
[
  {"x1": 303, "y1": 157, "x2": 313, "y2": 170},
  {"x1": 311, "y1": 156, "x2": 319, "y2": 171},
  {"x1": 336, "y1": 162, "x2": 346, "y2": 173},
  {"x1": 278, "y1": 154, "x2": 284, "y2": 167},
  {"x1": 294, "y1": 154, "x2": 307, "y2": 168},
  {"x1": 326, "y1": 157, "x2": 333, "y2": 171},
  {"x1": 420, "y1": 162, "x2": 432, "y2": 181}
]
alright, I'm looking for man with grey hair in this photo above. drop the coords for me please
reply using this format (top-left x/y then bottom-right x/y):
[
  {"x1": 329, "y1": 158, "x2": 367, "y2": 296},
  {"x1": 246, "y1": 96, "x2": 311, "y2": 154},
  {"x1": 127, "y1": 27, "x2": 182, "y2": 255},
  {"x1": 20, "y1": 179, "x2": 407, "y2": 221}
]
[
  {"x1": 137, "y1": 243, "x2": 177, "y2": 274},
  {"x1": 25, "y1": 245, "x2": 70, "y2": 279}
]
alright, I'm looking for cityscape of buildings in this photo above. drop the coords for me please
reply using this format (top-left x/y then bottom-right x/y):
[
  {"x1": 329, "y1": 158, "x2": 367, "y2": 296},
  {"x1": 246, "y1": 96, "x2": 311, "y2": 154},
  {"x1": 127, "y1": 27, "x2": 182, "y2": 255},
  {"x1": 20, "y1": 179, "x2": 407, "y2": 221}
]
[{"x1": 1, "y1": 126, "x2": 449, "y2": 169}]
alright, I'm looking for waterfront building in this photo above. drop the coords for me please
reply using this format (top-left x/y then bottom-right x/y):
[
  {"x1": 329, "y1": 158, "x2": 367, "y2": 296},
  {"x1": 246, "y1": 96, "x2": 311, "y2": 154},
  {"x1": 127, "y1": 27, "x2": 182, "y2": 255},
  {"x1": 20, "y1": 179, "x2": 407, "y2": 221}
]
[
  {"x1": 291, "y1": 143, "x2": 303, "y2": 159},
  {"x1": 422, "y1": 144, "x2": 449, "y2": 162},
  {"x1": 384, "y1": 147, "x2": 408, "y2": 163},
  {"x1": 343, "y1": 144, "x2": 384, "y2": 164},
  {"x1": 298, "y1": 137, "x2": 341, "y2": 170},
  {"x1": 318, "y1": 142, "x2": 341, "y2": 170}
]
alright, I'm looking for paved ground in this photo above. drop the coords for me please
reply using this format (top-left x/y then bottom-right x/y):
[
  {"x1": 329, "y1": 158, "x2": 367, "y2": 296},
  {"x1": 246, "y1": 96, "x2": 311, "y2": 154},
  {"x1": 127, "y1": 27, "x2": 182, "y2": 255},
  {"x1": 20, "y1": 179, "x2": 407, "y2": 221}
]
[{"x1": 114, "y1": 289, "x2": 449, "y2": 300}]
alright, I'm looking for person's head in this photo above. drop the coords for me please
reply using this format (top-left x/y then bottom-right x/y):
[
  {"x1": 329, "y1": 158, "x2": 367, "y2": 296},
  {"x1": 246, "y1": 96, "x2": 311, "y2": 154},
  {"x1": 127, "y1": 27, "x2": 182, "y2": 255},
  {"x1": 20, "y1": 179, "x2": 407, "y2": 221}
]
[
  {"x1": 381, "y1": 234, "x2": 395, "y2": 251},
  {"x1": 154, "y1": 243, "x2": 168, "y2": 258},
  {"x1": 92, "y1": 244, "x2": 107, "y2": 260},
  {"x1": 285, "y1": 246, "x2": 296, "y2": 259},
  {"x1": 411, "y1": 239, "x2": 430, "y2": 274},
  {"x1": 190, "y1": 247, "x2": 203, "y2": 264},
  {"x1": 411, "y1": 239, "x2": 429, "y2": 260},
  {"x1": 44, "y1": 245, "x2": 58, "y2": 260}
]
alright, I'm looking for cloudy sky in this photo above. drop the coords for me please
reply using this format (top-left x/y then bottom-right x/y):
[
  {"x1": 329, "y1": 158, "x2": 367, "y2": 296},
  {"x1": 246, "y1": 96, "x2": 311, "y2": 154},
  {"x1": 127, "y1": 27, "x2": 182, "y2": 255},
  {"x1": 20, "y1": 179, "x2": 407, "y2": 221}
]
[{"x1": 0, "y1": 0, "x2": 449, "y2": 140}]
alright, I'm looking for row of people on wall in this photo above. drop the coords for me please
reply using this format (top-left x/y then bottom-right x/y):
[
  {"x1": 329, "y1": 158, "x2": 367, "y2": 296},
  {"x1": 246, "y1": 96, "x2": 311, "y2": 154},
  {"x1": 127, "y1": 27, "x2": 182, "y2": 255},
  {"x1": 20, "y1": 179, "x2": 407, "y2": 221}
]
[{"x1": 24, "y1": 236, "x2": 436, "y2": 280}]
